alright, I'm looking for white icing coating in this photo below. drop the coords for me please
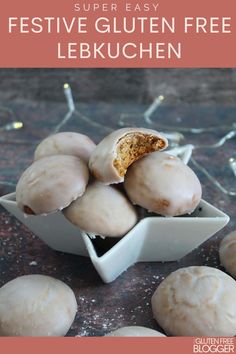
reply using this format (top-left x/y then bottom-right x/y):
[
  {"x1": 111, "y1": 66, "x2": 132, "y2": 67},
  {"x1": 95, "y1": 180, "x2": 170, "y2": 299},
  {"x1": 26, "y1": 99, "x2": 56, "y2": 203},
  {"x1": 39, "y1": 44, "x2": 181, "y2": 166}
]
[
  {"x1": 16, "y1": 155, "x2": 89, "y2": 215},
  {"x1": 124, "y1": 152, "x2": 202, "y2": 216},
  {"x1": 106, "y1": 326, "x2": 166, "y2": 337},
  {"x1": 0, "y1": 275, "x2": 77, "y2": 336},
  {"x1": 64, "y1": 181, "x2": 138, "y2": 238},
  {"x1": 89, "y1": 127, "x2": 168, "y2": 184},
  {"x1": 34, "y1": 132, "x2": 96, "y2": 163},
  {"x1": 220, "y1": 231, "x2": 236, "y2": 278},
  {"x1": 151, "y1": 266, "x2": 236, "y2": 336}
]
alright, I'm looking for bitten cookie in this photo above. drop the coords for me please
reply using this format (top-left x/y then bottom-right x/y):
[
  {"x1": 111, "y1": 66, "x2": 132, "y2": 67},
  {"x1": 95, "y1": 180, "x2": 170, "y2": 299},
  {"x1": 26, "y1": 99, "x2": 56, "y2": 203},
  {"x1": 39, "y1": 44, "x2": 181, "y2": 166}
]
[
  {"x1": 220, "y1": 231, "x2": 236, "y2": 278},
  {"x1": 0, "y1": 275, "x2": 77, "y2": 336},
  {"x1": 124, "y1": 152, "x2": 202, "y2": 216},
  {"x1": 16, "y1": 155, "x2": 89, "y2": 215},
  {"x1": 64, "y1": 181, "x2": 137, "y2": 237},
  {"x1": 34, "y1": 132, "x2": 96, "y2": 163},
  {"x1": 106, "y1": 326, "x2": 166, "y2": 337},
  {"x1": 89, "y1": 128, "x2": 168, "y2": 184},
  {"x1": 151, "y1": 266, "x2": 236, "y2": 336}
]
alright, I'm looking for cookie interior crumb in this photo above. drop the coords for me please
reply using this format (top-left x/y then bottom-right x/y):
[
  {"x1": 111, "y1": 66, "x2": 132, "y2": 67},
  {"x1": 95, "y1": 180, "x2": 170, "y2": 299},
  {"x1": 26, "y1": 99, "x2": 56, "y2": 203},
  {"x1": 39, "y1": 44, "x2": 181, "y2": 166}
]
[{"x1": 113, "y1": 133, "x2": 166, "y2": 177}]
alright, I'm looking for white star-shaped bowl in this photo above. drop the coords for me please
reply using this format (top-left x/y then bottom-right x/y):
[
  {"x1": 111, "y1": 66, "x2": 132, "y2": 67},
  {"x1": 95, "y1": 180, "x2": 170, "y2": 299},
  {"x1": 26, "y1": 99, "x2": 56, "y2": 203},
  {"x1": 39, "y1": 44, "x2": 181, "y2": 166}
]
[{"x1": 0, "y1": 193, "x2": 229, "y2": 283}]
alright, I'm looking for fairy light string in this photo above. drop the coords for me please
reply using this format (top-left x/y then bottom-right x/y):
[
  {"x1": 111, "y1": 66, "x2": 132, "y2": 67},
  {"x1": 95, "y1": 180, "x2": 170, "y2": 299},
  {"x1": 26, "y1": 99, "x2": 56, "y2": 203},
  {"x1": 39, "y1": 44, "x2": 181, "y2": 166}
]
[{"x1": 53, "y1": 83, "x2": 112, "y2": 134}]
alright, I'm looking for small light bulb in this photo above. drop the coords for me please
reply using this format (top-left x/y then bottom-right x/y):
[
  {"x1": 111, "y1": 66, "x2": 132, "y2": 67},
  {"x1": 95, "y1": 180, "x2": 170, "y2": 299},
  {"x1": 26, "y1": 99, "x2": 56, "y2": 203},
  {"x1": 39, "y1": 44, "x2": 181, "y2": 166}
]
[
  {"x1": 12, "y1": 121, "x2": 23, "y2": 129},
  {"x1": 229, "y1": 157, "x2": 236, "y2": 177}
]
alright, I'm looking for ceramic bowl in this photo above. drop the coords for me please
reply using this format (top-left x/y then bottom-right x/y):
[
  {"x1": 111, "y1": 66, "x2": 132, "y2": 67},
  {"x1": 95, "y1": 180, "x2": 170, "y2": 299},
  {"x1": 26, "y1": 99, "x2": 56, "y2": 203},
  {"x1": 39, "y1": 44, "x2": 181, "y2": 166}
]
[{"x1": 0, "y1": 193, "x2": 229, "y2": 283}]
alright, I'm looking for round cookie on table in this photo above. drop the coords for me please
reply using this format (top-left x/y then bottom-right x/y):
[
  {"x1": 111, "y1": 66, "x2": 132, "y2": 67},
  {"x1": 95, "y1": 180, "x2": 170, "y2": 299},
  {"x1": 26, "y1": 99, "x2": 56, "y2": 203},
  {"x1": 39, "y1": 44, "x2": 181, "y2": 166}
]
[
  {"x1": 64, "y1": 181, "x2": 138, "y2": 238},
  {"x1": 124, "y1": 151, "x2": 202, "y2": 216},
  {"x1": 16, "y1": 155, "x2": 89, "y2": 215},
  {"x1": 89, "y1": 127, "x2": 168, "y2": 184},
  {"x1": 0, "y1": 275, "x2": 77, "y2": 336},
  {"x1": 151, "y1": 266, "x2": 236, "y2": 336},
  {"x1": 106, "y1": 326, "x2": 166, "y2": 337},
  {"x1": 219, "y1": 230, "x2": 236, "y2": 278},
  {"x1": 34, "y1": 132, "x2": 96, "y2": 163}
]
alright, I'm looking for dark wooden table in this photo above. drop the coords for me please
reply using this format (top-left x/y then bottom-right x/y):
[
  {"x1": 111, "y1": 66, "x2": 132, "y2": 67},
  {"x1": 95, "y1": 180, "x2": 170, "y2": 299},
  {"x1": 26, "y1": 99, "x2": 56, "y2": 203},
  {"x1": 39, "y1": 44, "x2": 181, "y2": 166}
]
[{"x1": 0, "y1": 69, "x2": 235, "y2": 336}]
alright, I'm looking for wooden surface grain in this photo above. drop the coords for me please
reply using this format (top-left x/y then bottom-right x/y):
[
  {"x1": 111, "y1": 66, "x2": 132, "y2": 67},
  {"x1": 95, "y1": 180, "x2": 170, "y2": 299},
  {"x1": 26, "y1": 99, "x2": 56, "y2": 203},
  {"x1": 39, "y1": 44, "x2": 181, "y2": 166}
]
[{"x1": 0, "y1": 69, "x2": 235, "y2": 336}]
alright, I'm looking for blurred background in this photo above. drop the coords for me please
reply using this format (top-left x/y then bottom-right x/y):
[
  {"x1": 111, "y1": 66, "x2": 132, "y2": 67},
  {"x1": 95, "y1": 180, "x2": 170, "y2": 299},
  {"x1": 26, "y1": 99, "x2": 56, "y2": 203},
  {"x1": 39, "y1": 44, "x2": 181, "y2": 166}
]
[{"x1": 0, "y1": 68, "x2": 236, "y2": 103}]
